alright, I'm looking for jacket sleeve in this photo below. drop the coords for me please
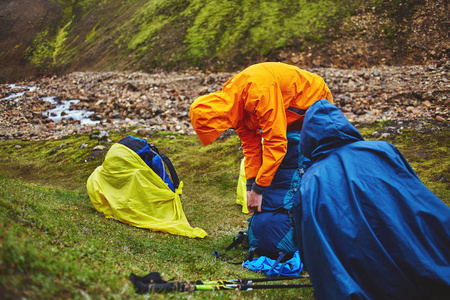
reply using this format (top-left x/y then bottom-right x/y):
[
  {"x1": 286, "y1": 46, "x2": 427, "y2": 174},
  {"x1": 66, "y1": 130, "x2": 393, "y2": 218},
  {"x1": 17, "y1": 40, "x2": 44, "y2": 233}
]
[
  {"x1": 236, "y1": 125, "x2": 262, "y2": 180},
  {"x1": 244, "y1": 83, "x2": 288, "y2": 187}
]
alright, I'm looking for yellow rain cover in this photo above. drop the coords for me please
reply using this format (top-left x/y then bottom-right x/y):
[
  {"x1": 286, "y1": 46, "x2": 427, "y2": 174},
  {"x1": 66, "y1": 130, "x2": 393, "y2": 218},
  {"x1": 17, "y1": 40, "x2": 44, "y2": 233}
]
[
  {"x1": 86, "y1": 143, "x2": 207, "y2": 238},
  {"x1": 236, "y1": 158, "x2": 249, "y2": 214}
]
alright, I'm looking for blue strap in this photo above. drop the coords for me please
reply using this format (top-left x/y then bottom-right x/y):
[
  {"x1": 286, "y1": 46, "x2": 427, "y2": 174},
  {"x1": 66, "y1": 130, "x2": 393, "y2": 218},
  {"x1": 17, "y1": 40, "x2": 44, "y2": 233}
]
[
  {"x1": 245, "y1": 247, "x2": 257, "y2": 263},
  {"x1": 277, "y1": 261, "x2": 289, "y2": 277},
  {"x1": 268, "y1": 252, "x2": 287, "y2": 277}
]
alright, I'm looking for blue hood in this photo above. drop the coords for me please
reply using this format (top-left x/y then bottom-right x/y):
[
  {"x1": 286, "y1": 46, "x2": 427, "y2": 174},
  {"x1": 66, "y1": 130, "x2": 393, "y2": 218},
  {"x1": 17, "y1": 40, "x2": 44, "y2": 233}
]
[
  {"x1": 300, "y1": 100, "x2": 364, "y2": 161},
  {"x1": 295, "y1": 100, "x2": 450, "y2": 300}
]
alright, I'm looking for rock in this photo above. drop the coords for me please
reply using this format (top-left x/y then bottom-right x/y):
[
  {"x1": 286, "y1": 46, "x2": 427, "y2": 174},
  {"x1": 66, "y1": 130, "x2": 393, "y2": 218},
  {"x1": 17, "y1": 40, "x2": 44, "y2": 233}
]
[
  {"x1": 422, "y1": 100, "x2": 432, "y2": 107},
  {"x1": 136, "y1": 128, "x2": 157, "y2": 136}
]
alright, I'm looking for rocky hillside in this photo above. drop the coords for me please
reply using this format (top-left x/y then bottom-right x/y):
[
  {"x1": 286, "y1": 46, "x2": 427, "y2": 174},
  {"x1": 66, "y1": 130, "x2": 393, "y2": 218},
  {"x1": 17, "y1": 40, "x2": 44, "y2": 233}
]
[{"x1": 0, "y1": 0, "x2": 448, "y2": 82}]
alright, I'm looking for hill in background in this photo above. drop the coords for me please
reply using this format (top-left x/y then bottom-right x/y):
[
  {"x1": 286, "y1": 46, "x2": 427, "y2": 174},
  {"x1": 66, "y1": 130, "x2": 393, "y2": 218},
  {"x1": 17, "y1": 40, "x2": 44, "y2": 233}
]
[{"x1": 0, "y1": 0, "x2": 448, "y2": 83}]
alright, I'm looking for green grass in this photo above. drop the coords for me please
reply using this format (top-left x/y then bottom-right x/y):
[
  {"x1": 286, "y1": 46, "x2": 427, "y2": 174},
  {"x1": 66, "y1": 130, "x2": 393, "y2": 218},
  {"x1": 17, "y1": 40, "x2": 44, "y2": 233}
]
[{"x1": 0, "y1": 126, "x2": 448, "y2": 298}]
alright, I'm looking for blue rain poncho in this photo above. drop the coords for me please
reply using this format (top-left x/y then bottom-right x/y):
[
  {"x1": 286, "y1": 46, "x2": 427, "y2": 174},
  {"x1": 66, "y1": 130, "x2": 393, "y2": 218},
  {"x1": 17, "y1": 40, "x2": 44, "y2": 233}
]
[{"x1": 294, "y1": 100, "x2": 450, "y2": 300}]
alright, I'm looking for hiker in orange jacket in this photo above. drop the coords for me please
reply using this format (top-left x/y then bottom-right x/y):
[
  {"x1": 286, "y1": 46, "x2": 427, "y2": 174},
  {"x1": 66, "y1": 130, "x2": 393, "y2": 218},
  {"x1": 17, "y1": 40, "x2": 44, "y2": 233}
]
[{"x1": 190, "y1": 62, "x2": 333, "y2": 213}]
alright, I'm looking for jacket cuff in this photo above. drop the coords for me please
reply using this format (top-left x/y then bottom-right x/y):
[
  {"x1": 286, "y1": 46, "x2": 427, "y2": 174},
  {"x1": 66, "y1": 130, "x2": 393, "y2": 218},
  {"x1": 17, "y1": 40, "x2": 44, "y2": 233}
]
[
  {"x1": 252, "y1": 182, "x2": 266, "y2": 195},
  {"x1": 246, "y1": 178, "x2": 255, "y2": 191}
]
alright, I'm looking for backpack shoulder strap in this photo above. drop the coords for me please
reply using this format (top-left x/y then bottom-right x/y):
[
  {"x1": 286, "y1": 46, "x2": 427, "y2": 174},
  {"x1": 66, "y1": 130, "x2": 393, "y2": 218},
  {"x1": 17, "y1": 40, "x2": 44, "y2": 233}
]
[
  {"x1": 225, "y1": 230, "x2": 248, "y2": 250},
  {"x1": 159, "y1": 153, "x2": 180, "y2": 189},
  {"x1": 146, "y1": 142, "x2": 180, "y2": 190}
]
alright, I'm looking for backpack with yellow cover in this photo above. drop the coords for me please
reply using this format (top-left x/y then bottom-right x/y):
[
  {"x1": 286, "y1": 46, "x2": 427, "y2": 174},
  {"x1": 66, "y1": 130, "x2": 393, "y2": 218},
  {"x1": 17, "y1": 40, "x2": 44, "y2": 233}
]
[{"x1": 86, "y1": 136, "x2": 207, "y2": 238}]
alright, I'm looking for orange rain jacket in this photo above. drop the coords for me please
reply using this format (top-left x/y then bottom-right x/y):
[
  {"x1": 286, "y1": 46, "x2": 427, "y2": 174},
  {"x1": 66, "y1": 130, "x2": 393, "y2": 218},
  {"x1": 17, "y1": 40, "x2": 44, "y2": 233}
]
[{"x1": 190, "y1": 62, "x2": 333, "y2": 188}]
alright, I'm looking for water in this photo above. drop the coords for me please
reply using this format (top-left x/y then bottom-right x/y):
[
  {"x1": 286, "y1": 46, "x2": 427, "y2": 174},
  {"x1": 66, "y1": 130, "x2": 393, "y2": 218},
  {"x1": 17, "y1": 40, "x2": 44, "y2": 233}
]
[
  {"x1": 41, "y1": 97, "x2": 99, "y2": 125},
  {"x1": 1, "y1": 84, "x2": 38, "y2": 101},
  {"x1": 1, "y1": 84, "x2": 99, "y2": 125}
]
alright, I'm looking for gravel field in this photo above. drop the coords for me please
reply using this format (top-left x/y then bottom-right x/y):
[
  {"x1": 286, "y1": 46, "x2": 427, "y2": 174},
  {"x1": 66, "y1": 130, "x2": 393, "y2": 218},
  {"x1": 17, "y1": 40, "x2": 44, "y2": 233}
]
[{"x1": 1, "y1": 63, "x2": 449, "y2": 141}]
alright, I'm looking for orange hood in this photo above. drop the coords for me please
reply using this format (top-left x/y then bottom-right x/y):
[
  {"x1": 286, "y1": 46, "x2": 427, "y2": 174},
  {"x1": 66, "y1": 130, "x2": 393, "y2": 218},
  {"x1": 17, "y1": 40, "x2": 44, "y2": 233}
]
[{"x1": 189, "y1": 90, "x2": 241, "y2": 146}]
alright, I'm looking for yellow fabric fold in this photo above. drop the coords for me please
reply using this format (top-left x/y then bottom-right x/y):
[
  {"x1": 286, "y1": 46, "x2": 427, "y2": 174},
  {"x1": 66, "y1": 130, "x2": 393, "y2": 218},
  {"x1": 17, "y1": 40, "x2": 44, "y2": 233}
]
[
  {"x1": 86, "y1": 143, "x2": 207, "y2": 238},
  {"x1": 236, "y1": 158, "x2": 249, "y2": 214}
]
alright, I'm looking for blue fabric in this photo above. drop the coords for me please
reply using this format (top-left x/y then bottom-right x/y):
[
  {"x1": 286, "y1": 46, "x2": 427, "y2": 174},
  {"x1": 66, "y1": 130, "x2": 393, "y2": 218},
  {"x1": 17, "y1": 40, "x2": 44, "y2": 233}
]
[
  {"x1": 295, "y1": 100, "x2": 450, "y2": 300},
  {"x1": 248, "y1": 130, "x2": 303, "y2": 255},
  {"x1": 150, "y1": 155, "x2": 175, "y2": 192},
  {"x1": 261, "y1": 168, "x2": 298, "y2": 210},
  {"x1": 248, "y1": 211, "x2": 297, "y2": 254},
  {"x1": 261, "y1": 130, "x2": 303, "y2": 210},
  {"x1": 128, "y1": 136, "x2": 175, "y2": 192},
  {"x1": 279, "y1": 130, "x2": 302, "y2": 169},
  {"x1": 243, "y1": 251, "x2": 303, "y2": 277}
]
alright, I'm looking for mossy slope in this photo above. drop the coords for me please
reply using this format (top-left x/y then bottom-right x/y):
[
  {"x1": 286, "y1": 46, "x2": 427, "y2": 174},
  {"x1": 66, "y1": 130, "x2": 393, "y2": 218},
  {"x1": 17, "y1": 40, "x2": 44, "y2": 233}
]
[{"x1": 0, "y1": 0, "x2": 432, "y2": 81}]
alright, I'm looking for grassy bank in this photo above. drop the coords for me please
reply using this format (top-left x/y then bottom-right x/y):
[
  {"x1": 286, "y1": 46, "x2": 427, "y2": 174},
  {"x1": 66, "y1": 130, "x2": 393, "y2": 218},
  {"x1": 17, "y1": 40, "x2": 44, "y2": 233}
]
[{"x1": 0, "y1": 124, "x2": 448, "y2": 299}]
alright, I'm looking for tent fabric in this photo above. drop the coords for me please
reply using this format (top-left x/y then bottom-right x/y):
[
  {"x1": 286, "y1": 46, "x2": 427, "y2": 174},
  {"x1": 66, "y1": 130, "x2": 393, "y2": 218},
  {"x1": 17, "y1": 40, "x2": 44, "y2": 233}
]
[
  {"x1": 294, "y1": 99, "x2": 450, "y2": 299},
  {"x1": 87, "y1": 143, "x2": 207, "y2": 239},
  {"x1": 236, "y1": 157, "x2": 249, "y2": 214},
  {"x1": 190, "y1": 62, "x2": 333, "y2": 188},
  {"x1": 243, "y1": 251, "x2": 303, "y2": 277}
]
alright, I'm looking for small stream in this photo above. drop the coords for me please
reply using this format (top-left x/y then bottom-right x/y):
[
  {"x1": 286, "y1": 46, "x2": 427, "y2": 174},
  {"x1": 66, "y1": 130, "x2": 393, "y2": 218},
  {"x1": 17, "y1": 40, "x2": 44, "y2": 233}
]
[{"x1": 1, "y1": 84, "x2": 99, "y2": 125}]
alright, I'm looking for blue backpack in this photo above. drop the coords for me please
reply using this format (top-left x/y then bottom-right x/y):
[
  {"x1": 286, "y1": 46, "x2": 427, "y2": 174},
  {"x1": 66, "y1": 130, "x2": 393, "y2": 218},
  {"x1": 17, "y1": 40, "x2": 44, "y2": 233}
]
[
  {"x1": 118, "y1": 136, "x2": 179, "y2": 192},
  {"x1": 246, "y1": 130, "x2": 308, "y2": 263}
]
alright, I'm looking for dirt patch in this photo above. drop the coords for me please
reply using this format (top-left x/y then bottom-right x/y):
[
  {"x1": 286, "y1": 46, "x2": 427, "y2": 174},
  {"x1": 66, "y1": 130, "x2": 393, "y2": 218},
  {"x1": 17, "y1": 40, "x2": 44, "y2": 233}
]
[
  {"x1": 0, "y1": 0, "x2": 62, "y2": 81},
  {"x1": 280, "y1": 0, "x2": 450, "y2": 69}
]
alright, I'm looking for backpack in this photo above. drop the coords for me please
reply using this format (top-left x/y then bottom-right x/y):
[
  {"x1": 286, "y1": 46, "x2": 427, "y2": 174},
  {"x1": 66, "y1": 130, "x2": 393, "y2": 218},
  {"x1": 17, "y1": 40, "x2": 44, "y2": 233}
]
[
  {"x1": 118, "y1": 136, "x2": 179, "y2": 192},
  {"x1": 246, "y1": 130, "x2": 305, "y2": 262},
  {"x1": 87, "y1": 136, "x2": 207, "y2": 238},
  {"x1": 222, "y1": 130, "x2": 308, "y2": 276}
]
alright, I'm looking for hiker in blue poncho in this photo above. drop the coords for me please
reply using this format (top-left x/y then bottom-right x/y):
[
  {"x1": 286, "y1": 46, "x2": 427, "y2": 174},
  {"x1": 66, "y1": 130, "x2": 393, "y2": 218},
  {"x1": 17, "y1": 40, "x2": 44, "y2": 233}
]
[{"x1": 293, "y1": 99, "x2": 450, "y2": 300}]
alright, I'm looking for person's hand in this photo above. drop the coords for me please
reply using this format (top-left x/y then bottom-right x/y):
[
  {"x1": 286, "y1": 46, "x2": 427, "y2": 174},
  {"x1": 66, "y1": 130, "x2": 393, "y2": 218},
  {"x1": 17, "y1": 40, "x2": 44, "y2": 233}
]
[{"x1": 247, "y1": 190, "x2": 263, "y2": 213}]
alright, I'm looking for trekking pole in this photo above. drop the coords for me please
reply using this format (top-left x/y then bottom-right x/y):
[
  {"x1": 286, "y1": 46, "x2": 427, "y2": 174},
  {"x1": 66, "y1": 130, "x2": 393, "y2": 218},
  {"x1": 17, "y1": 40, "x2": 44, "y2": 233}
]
[
  {"x1": 225, "y1": 274, "x2": 309, "y2": 284},
  {"x1": 146, "y1": 281, "x2": 313, "y2": 292},
  {"x1": 130, "y1": 272, "x2": 312, "y2": 293}
]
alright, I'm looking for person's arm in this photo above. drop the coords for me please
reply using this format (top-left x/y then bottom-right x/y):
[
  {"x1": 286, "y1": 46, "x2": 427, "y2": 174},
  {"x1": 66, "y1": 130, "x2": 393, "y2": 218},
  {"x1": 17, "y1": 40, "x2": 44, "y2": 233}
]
[
  {"x1": 248, "y1": 83, "x2": 288, "y2": 188},
  {"x1": 235, "y1": 124, "x2": 265, "y2": 214},
  {"x1": 244, "y1": 83, "x2": 288, "y2": 212},
  {"x1": 235, "y1": 124, "x2": 262, "y2": 180}
]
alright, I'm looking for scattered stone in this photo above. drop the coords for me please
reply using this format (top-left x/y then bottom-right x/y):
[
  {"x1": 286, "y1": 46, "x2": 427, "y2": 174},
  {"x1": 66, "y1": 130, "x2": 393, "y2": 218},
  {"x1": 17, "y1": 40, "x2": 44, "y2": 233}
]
[
  {"x1": 372, "y1": 131, "x2": 381, "y2": 137},
  {"x1": 422, "y1": 100, "x2": 432, "y2": 107},
  {"x1": 0, "y1": 64, "x2": 448, "y2": 142}
]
